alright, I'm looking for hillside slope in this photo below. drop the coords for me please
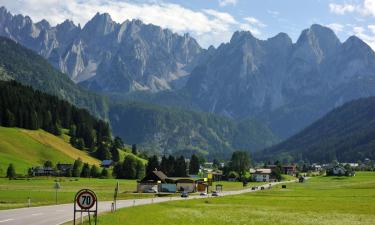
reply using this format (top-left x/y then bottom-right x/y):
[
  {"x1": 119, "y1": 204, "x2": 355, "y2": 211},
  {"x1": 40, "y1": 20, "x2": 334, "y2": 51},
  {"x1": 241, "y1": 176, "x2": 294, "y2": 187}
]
[
  {"x1": 110, "y1": 102, "x2": 279, "y2": 159},
  {"x1": 0, "y1": 36, "x2": 108, "y2": 118},
  {"x1": 256, "y1": 97, "x2": 375, "y2": 163},
  {"x1": 0, "y1": 126, "x2": 100, "y2": 176}
]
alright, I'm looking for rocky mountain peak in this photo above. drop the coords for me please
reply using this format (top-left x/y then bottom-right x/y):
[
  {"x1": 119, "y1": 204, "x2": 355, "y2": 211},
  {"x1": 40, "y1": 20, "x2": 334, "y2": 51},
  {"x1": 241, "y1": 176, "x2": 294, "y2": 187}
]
[
  {"x1": 35, "y1": 19, "x2": 51, "y2": 30},
  {"x1": 230, "y1": 31, "x2": 256, "y2": 44}
]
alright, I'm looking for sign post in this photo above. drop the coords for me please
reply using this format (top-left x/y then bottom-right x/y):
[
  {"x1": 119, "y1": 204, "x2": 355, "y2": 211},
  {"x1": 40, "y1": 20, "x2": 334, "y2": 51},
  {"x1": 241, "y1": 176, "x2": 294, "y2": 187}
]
[
  {"x1": 54, "y1": 182, "x2": 61, "y2": 205},
  {"x1": 73, "y1": 189, "x2": 98, "y2": 225},
  {"x1": 113, "y1": 182, "x2": 119, "y2": 212}
]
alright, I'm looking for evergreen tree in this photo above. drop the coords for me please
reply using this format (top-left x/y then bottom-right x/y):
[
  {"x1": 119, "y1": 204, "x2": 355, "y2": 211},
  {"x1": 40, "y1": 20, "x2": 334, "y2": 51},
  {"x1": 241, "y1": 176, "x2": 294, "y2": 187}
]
[
  {"x1": 132, "y1": 144, "x2": 138, "y2": 155},
  {"x1": 4, "y1": 109, "x2": 15, "y2": 127},
  {"x1": 136, "y1": 160, "x2": 145, "y2": 179},
  {"x1": 72, "y1": 158, "x2": 83, "y2": 177},
  {"x1": 160, "y1": 156, "x2": 168, "y2": 175},
  {"x1": 76, "y1": 138, "x2": 85, "y2": 150},
  {"x1": 80, "y1": 163, "x2": 90, "y2": 178},
  {"x1": 113, "y1": 162, "x2": 123, "y2": 179},
  {"x1": 167, "y1": 155, "x2": 175, "y2": 176},
  {"x1": 122, "y1": 155, "x2": 137, "y2": 179},
  {"x1": 96, "y1": 143, "x2": 111, "y2": 160},
  {"x1": 101, "y1": 168, "x2": 109, "y2": 178},
  {"x1": 146, "y1": 155, "x2": 159, "y2": 175},
  {"x1": 113, "y1": 137, "x2": 124, "y2": 149},
  {"x1": 6, "y1": 163, "x2": 16, "y2": 179},
  {"x1": 29, "y1": 110, "x2": 39, "y2": 130},
  {"x1": 110, "y1": 145, "x2": 120, "y2": 162},
  {"x1": 229, "y1": 151, "x2": 250, "y2": 178},
  {"x1": 90, "y1": 165, "x2": 100, "y2": 178},
  {"x1": 174, "y1": 156, "x2": 187, "y2": 177},
  {"x1": 44, "y1": 160, "x2": 53, "y2": 168},
  {"x1": 189, "y1": 154, "x2": 200, "y2": 175},
  {"x1": 213, "y1": 159, "x2": 221, "y2": 169}
]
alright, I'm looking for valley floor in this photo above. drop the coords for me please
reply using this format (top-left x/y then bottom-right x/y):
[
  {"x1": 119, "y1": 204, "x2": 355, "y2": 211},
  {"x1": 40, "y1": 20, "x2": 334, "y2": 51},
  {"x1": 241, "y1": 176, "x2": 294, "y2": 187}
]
[
  {"x1": 81, "y1": 172, "x2": 375, "y2": 225},
  {"x1": 0, "y1": 178, "x2": 255, "y2": 210}
]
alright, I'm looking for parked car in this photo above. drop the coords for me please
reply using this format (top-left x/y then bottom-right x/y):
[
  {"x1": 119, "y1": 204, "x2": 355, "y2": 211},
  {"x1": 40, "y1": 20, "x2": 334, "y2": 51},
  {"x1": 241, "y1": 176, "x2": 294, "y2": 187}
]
[
  {"x1": 200, "y1": 192, "x2": 208, "y2": 196},
  {"x1": 211, "y1": 191, "x2": 219, "y2": 197},
  {"x1": 251, "y1": 186, "x2": 258, "y2": 190},
  {"x1": 181, "y1": 191, "x2": 189, "y2": 198},
  {"x1": 145, "y1": 188, "x2": 157, "y2": 193},
  {"x1": 261, "y1": 186, "x2": 265, "y2": 190}
]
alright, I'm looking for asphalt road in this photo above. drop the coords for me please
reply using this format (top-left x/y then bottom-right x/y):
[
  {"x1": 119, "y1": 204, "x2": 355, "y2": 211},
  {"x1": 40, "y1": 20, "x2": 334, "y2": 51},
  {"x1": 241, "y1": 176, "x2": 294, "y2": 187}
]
[{"x1": 0, "y1": 180, "x2": 296, "y2": 225}]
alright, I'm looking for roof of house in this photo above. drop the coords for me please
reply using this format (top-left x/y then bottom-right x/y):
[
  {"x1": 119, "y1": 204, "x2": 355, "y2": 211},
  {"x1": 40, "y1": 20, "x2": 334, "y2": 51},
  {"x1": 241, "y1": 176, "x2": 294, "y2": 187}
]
[
  {"x1": 140, "y1": 170, "x2": 169, "y2": 183},
  {"x1": 101, "y1": 160, "x2": 114, "y2": 166},
  {"x1": 254, "y1": 169, "x2": 272, "y2": 174}
]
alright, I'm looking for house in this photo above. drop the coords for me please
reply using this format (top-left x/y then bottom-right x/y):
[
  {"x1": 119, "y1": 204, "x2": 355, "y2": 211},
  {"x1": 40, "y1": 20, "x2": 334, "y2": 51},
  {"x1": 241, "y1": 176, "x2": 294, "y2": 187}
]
[
  {"x1": 176, "y1": 178, "x2": 196, "y2": 192},
  {"x1": 251, "y1": 169, "x2": 271, "y2": 182},
  {"x1": 310, "y1": 163, "x2": 322, "y2": 172},
  {"x1": 267, "y1": 164, "x2": 297, "y2": 176},
  {"x1": 331, "y1": 165, "x2": 347, "y2": 176},
  {"x1": 137, "y1": 170, "x2": 171, "y2": 193},
  {"x1": 196, "y1": 179, "x2": 208, "y2": 192},
  {"x1": 56, "y1": 163, "x2": 72, "y2": 176},
  {"x1": 100, "y1": 160, "x2": 114, "y2": 168},
  {"x1": 31, "y1": 167, "x2": 55, "y2": 176}
]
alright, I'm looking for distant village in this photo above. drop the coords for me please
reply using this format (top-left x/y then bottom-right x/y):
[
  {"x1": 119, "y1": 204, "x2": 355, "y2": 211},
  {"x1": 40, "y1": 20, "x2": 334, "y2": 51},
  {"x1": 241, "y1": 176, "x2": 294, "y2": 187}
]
[{"x1": 24, "y1": 152, "x2": 374, "y2": 194}]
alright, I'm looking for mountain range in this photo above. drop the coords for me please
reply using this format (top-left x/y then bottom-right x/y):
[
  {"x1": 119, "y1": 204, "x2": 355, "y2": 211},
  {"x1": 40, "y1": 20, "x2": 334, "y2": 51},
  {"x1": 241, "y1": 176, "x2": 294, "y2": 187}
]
[
  {"x1": 1, "y1": 6, "x2": 375, "y2": 161},
  {"x1": 0, "y1": 7, "x2": 202, "y2": 93},
  {"x1": 0, "y1": 34, "x2": 278, "y2": 159},
  {"x1": 256, "y1": 97, "x2": 375, "y2": 163}
]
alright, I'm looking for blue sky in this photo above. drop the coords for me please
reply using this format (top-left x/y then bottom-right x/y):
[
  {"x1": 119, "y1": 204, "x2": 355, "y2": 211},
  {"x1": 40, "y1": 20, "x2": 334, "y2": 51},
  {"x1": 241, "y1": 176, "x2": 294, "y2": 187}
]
[{"x1": 0, "y1": 0, "x2": 374, "y2": 49}]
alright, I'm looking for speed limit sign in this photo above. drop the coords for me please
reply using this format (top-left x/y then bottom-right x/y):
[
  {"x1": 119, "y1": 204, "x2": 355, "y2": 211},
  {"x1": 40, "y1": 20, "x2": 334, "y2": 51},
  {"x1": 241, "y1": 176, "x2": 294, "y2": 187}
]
[
  {"x1": 73, "y1": 189, "x2": 98, "y2": 225},
  {"x1": 77, "y1": 191, "x2": 96, "y2": 209}
]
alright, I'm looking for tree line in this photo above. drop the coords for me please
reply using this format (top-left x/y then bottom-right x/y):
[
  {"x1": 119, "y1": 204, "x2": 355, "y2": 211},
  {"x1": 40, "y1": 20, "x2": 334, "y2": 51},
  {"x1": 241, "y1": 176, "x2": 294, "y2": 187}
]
[{"x1": 0, "y1": 81, "x2": 120, "y2": 160}]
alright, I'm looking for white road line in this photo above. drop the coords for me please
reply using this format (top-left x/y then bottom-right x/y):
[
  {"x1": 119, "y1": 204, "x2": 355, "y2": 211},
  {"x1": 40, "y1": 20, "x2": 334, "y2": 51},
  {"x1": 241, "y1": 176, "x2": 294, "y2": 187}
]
[
  {"x1": 31, "y1": 213, "x2": 43, "y2": 216},
  {"x1": 0, "y1": 219, "x2": 14, "y2": 223}
]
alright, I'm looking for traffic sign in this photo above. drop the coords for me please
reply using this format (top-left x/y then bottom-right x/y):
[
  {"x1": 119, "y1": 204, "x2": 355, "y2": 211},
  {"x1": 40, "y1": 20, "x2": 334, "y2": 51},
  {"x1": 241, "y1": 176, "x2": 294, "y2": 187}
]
[
  {"x1": 76, "y1": 190, "x2": 96, "y2": 210},
  {"x1": 73, "y1": 189, "x2": 98, "y2": 225}
]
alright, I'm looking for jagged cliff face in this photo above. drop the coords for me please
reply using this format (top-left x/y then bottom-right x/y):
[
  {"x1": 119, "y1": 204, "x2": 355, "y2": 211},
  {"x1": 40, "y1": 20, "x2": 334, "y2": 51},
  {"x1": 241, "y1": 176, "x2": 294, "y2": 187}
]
[
  {"x1": 0, "y1": 7, "x2": 202, "y2": 93},
  {"x1": 2, "y1": 6, "x2": 375, "y2": 139},
  {"x1": 186, "y1": 24, "x2": 375, "y2": 137}
]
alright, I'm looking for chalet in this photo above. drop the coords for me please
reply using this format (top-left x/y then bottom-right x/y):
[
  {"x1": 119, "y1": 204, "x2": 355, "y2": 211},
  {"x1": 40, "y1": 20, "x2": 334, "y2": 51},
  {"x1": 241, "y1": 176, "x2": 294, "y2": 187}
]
[
  {"x1": 176, "y1": 178, "x2": 196, "y2": 193},
  {"x1": 267, "y1": 164, "x2": 297, "y2": 176},
  {"x1": 251, "y1": 169, "x2": 271, "y2": 182},
  {"x1": 56, "y1": 163, "x2": 72, "y2": 176},
  {"x1": 31, "y1": 167, "x2": 55, "y2": 176},
  {"x1": 100, "y1": 160, "x2": 114, "y2": 168},
  {"x1": 137, "y1": 170, "x2": 170, "y2": 193}
]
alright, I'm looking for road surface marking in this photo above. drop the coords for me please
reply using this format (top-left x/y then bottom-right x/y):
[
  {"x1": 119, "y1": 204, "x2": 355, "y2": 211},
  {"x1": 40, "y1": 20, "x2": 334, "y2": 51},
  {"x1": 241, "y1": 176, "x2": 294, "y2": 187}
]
[
  {"x1": 0, "y1": 219, "x2": 14, "y2": 223},
  {"x1": 31, "y1": 213, "x2": 43, "y2": 216}
]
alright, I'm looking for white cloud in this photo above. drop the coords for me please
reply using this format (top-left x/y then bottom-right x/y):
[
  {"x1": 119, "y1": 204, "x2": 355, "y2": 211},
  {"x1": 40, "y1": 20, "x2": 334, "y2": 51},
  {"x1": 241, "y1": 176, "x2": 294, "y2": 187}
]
[
  {"x1": 352, "y1": 25, "x2": 375, "y2": 50},
  {"x1": 361, "y1": 0, "x2": 375, "y2": 16},
  {"x1": 239, "y1": 23, "x2": 261, "y2": 36},
  {"x1": 326, "y1": 23, "x2": 344, "y2": 34},
  {"x1": 329, "y1": 0, "x2": 375, "y2": 17},
  {"x1": 238, "y1": 17, "x2": 266, "y2": 37},
  {"x1": 329, "y1": 3, "x2": 356, "y2": 15},
  {"x1": 218, "y1": 0, "x2": 237, "y2": 7},
  {"x1": 267, "y1": 10, "x2": 280, "y2": 17},
  {"x1": 243, "y1": 17, "x2": 266, "y2": 28},
  {"x1": 0, "y1": 0, "x2": 243, "y2": 47}
]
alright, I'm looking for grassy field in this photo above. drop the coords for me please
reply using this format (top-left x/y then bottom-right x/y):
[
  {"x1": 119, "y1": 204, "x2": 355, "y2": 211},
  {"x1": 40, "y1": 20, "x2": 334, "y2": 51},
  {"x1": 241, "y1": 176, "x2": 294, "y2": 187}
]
[
  {"x1": 0, "y1": 177, "x2": 261, "y2": 210},
  {"x1": 86, "y1": 172, "x2": 375, "y2": 225},
  {"x1": 0, "y1": 126, "x2": 100, "y2": 176},
  {"x1": 0, "y1": 177, "x2": 148, "y2": 209}
]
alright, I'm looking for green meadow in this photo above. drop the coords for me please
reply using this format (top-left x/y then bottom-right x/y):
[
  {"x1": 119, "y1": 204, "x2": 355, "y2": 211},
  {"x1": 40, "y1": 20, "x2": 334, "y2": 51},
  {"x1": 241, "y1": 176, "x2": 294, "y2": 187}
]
[
  {"x1": 86, "y1": 172, "x2": 375, "y2": 225},
  {"x1": 0, "y1": 178, "x2": 144, "y2": 210},
  {"x1": 0, "y1": 127, "x2": 100, "y2": 176}
]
